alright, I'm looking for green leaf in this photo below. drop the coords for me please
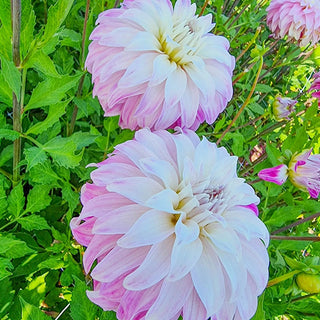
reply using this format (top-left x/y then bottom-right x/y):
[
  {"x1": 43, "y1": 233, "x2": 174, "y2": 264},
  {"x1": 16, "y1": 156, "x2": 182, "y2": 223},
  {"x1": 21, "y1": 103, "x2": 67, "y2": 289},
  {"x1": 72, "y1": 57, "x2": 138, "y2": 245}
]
[
  {"x1": 98, "y1": 311, "x2": 118, "y2": 320},
  {"x1": 41, "y1": 0, "x2": 74, "y2": 47},
  {"x1": 24, "y1": 147, "x2": 48, "y2": 170},
  {"x1": 25, "y1": 185, "x2": 52, "y2": 214},
  {"x1": 25, "y1": 74, "x2": 82, "y2": 111},
  {"x1": 0, "y1": 129, "x2": 20, "y2": 141},
  {"x1": 20, "y1": 0, "x2": 36, "y2": 58},
  {"x1": 18, "y1": 215, "x2": 50, "y2": 232},
  {"x1": 8, "y1": 183, "x2": 25, "y2": 217},
  {"x1": 68, "y1": 132, "x2": 98, "y2": 149},
  {"x1": 0, "y1": 258, "x2": 13, "y2": 280},
  {"x1": 0, "y1": 278, "x2": 14, "y2": 315},
  {"x1": 28, "y1": 161, "x2": 60, "y2": 186},
  {"x1": 0, "y1": 144, "x2": 14, "y2": 167},
  {"x1": 265, "y1": 142, "x2": 283, "y2": 166},
  {"x1": 60, "y1": 29, "x2": 81, "y2": 50},
  {"x1": 0, "y1": 56, "x2": 21, "y2": 100},
  {"x1": 43, "y1": 136, "x2": 83, "y2": 168},
  {"x1": 0, "y1": 235, "x2": 35, "y2": 258},
  {"x1": 62, "y1": 185, "x2": 79, "y2": 212},
  {"x1": 0, "y1": 72, "x2": 12, "y2": 105},
  {"x1": 27, "y1": 99, "x2": 69, "y2": 135},
  {"x1": 25, "y1": 49, "x2": 60, "y2": 77},
  {"x1": 70, "y1": 277, "x2": 98, "y2": 320},
  {"x1": 285, "y1": 256, "x2": 308, "y2": 270},
  {"x1": 0, "y1": 180, "x2": 8, "y2": 218},
  {"x1": 19, "y1": 296, "x2": 51, "y2": 320}
]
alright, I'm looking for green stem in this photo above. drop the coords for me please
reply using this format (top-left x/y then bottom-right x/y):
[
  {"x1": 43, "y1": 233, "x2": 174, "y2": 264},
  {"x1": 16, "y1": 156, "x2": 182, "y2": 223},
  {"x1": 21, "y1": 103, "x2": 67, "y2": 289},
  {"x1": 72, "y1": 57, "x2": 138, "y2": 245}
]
[
  {"x1": 68, "y1": 0, "x2": 90, "y2": 136},
  {"x1": 267, "y1": 270, "x2": 301, "y2": 288},
  {"x1": 272, "y1": 212, "x2": 320, "y2": 235},
  {"x1": 11, "y1": 0, "x2": 22, "y2": 186},
  {"x1": 0, "y1": 168, "x2": 13, "y2": 180},
  {"x1": 217, "y1": 56, "x2": 263, "y2": 145},
  {"x1": 247, "y1": 121, "x2": 286, "y2": 142}
]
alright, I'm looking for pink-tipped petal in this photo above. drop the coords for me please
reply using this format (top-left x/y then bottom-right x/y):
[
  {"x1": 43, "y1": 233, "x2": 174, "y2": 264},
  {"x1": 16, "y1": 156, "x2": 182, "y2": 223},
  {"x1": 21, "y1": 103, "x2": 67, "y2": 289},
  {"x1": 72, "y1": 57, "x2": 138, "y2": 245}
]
[{"x1": 258, "y1": 164, "x2": 288, "y2": 185}]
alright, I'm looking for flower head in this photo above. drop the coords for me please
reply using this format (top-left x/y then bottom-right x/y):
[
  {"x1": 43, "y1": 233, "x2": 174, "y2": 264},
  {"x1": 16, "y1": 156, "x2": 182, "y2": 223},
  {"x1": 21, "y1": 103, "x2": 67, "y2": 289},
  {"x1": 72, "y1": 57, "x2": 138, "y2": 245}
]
[
  {"x1": 71, "y1": 129, "x2": 269, "y2": 320},
  {"x1": 86, "y1": 0, "x2": 235, "y2": 131},
  {"x1": 258, "y1": 149, "x2": 320, "y2": 198},
  {"x1": 266, "y1": 0, "x2": 320, "y2": 47},
  {"x1": 272, "y1": 96, "x2": 297, "y2": 120},
  {"x1": 309, "y1": 71, "x2": 320, "y2": 107}
]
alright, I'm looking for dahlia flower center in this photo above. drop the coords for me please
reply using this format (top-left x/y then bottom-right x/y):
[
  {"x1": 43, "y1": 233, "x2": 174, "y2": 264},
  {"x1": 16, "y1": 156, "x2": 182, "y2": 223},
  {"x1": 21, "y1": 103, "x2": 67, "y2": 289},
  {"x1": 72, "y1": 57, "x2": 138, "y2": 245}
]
[{"x1": 158, "y1": 19, "x2": 202, "y2": 65}]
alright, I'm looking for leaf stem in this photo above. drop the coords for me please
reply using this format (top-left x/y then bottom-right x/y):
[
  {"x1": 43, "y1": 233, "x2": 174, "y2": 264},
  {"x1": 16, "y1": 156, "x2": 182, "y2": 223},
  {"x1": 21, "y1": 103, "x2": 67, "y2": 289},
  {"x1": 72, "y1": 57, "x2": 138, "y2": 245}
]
[
  {"x1": 68, "y1": 0, "x2": 90, "y2": 136},
  {"x1": 11, "y1": 0, "x2": 22, "y2": 186},
  {"x1": 236, "y1": 26, "x2": 261, "y2": 62},
  {"x1": 199, "y1": 0, "x2": 209, "y2": 16},
  {"x1": 270, "y1": 236, "x2": 320, "y2": 242},
  {"x1": 267, "y1": 270, "x2": 301, "y2": 288},
  {"x1": 271, "y1": 212, "x2": 320, "y2": 235},
  {"x1": 217, "y1": 56, "x2": 264, "y2": 145}
]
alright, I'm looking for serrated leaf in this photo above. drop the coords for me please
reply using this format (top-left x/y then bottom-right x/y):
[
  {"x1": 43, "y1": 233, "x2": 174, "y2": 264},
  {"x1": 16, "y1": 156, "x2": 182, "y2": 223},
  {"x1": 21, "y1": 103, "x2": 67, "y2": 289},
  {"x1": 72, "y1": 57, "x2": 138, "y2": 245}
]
[
  {"x1": 60, "y1": 29, "x2": 81, "y2": 50},
  {"x1": 70, "y1": 277, "x2": 98, "y2": 320},
  {"x1": 25, "y1": 74, "x2": 82, "y2": 111},
  {"x1": 25, "y1": 185, "x2": 51, "y2": 214},
  {"x1": 0, "y1": 144, "x2": 13, "y2": 167},
  {"x1": 18, "y1": 215, "x2": 50, "y2": 231},
  {"x1": 41, "y1": 0, "x2": 74, "y2": 47},
  {"x1": 29, "y1": 161, "x2": 60, "y2": 185},
  {"x1": 0, "y1": 235, "x2": 35, "y2": 258},
  {"x1": 27, "y1": 99, "x2": 69, "y2": 135},
  {"x1": 285, "y1": 256, "x2": 308, "y2": 270},
  {"x1": 8, "y1": 183, "x2": 25, "y2": 217},
  {"x1": 25, "y1": 49, "x2": 60, "y2": 77},
  {"x1": 43, "y1": 136, "x2": 83, "y2": 168},
  {"x1": 38, "y1": 255, "x2": 65, "y2": 270},
  {"x1": 24, "y1": 147, "x2": 48, "y2": 170},
  {"x1": 20, "y1": 296, "x2": 51, "y2": 320},
  {"x1": 0, "y1": 56, "x2": 21, "y2": 100},
  {"x1": 0, "y1": 181, "x2": 8, "y2": 218},
  {"x1": 0, "y1": 129, "x2": 20, "y2": 141},
  {"x1": 265, "y1": 142, "x2": 283, "y2": 166},
  {"x1": 69, "y1": 132, "x2": 98, "y2": 149},
  {"x1": 0, "y1": 2, "x2": 12, "y2": 60}
]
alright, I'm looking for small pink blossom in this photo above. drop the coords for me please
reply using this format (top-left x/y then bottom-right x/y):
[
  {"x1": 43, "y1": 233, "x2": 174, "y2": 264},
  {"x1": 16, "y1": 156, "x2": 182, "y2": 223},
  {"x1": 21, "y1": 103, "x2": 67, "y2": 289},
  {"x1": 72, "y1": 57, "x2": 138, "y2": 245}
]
[
  {"x1": 272, "y1": 96, "x2": 297, "y2": 120},
  {"x1": 258, "y1": 149, "x2": 320, "y2": 198},
  {"x1": 309, "y1": 71, "x2": 320, "y2": 107},
  {"x1": 258, "y1": 164, "x2": 289, "y2": 185},
  {"x1": 86, "y1": 0, "x2": 235, "y2": 131},
  {"x1": 71, "y1": 129, "x2": 269, "y2": 320},
  {"x1": 266, "y1": 0, "x2": 320, "y2": 47}
]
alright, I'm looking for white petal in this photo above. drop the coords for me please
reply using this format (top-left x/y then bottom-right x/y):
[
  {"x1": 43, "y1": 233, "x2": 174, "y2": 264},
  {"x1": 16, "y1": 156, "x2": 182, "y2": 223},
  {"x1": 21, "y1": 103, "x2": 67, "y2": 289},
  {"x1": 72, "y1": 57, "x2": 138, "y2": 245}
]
[
  {"x1": 117, "y1": 209, "x2": 175, "y2": 248},
  {"x1": 150, "y1": 54, "x2": 177, "y2": 86},
  {"x1": 165, "y1": 66, "x2": 187, "y2": 106}
]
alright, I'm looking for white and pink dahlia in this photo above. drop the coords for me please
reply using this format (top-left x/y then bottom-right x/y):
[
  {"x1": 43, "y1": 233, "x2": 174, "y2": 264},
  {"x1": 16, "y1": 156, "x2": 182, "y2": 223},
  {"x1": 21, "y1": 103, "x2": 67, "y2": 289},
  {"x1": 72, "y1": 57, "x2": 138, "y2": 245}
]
[
  {"x1": 272, "y1": 96, "x2": 297, "y2": 120},
  {"x1": 258, "y1": 149, "x2": 320, "y2": 198},
  {"x1": 86, "y1": 0, "x2": 235, "y2": 131},
  {"x1": 71, "y1": 129, "x2": 269, "y2": 320},
  {"x1": 266, "y1": 0, "x2": 320, "y2": 47}
]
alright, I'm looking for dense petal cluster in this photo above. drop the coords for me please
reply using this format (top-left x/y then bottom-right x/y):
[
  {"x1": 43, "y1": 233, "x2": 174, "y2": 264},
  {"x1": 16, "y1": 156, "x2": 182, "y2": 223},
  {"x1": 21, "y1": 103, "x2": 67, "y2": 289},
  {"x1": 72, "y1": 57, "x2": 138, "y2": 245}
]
[
  {"x1": 272, "y1": 96, "x2": 297, "y2": 120},
  {"x1": 71, "y1": 129, "x2": 269, "y2": 320},
  {"x1": 266, "y1": 0, "x2": 320, "y2": 47},
  {"x1": 258, "y1": 149, "x2": 320, "y2": 198},
  {"x1": 86, "y1": 0, "x2": 235, "y2": 131},
  {"x1": 309, "y1": 71, "x2": 320, "y2": 107}
]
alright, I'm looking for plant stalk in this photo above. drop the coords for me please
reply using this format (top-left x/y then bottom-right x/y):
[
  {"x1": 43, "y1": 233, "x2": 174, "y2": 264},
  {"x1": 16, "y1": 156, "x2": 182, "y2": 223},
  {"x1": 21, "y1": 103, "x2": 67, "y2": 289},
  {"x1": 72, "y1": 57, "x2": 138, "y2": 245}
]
[
  {"x1": 11, "y1": 0, "x2": 22, "y2": 185},
  {"x1": 270, "y1": 236, "x2": 320, "y2": 241}
]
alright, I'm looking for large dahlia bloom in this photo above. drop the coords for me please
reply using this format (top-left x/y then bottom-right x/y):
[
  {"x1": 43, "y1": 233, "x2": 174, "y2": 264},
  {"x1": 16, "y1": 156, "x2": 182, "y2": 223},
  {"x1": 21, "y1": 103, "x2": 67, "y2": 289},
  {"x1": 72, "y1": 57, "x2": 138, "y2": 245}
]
[
  {"x1": 266, "y1": 0, "x2": 320, "y2": 47},
  {"x1": 86, "y1": 0, "x2": 235, "y2": 131},
  {"x1": 71, "y1": 129, "x2": 269, "y2": 320},
  {"x1": 258, "y1": 149, "x2": 320, "y2": 198},
  {"x1": 309, "y1": 71, "x2": 320, "y2": 107}
]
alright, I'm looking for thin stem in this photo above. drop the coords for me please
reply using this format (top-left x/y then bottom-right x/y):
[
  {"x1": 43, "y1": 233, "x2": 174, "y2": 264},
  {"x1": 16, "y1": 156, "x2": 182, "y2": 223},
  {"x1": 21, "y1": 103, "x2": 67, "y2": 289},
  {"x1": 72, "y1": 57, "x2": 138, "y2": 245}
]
[
  {"x1": 267, "y1": 270, "x2": 301, "y2": 288},
  {"x1": 11, "y1": 0, "x2": 22, "y2": 185},
  {"x1": 0, "y1": 168, "x2": 13, "y2": 181},
  {"x1": 217, "y1": 56, "x2": 263, "y2": 145},
  {"x1": 236, "y1": 26, "x2": 261, "y2": 62},
  {"x1": 271, "y1": 212, "x2": 320, "y2": 235},
  {"x1": 270, "y1": 236, "x2": 320, "y2": 241},
  {"x1": 199, "y1": 0, "x2": 209, "y2": 16},
  {"x1": 68, "y1": 0, "x2": 90, "y2": 136},
  {"x1": 291, "y1": 293, "x2": 318, "y2": 303},
  {"x1": 239, "y1": 153, "x2": 267, "y2": 176},
  {"x1": 247, "y1": 121, "x2": 286, "y2": 142},
  {"x1": 55, "y1": 304, "x2": 70, "y2": 320}
]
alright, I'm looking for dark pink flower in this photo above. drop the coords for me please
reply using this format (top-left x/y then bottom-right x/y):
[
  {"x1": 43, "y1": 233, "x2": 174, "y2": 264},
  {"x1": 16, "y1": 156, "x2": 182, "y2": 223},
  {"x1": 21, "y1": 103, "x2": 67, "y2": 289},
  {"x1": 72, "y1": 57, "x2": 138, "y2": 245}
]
[
  {"x1": 309, "y1": 71, "x2": 320, "y2": 107},
  {"x1": 71, "y1": 129, "x2": 269, "y2": 320},
  {"x1": 86, "y1": 0, "x2": 235, "y2": 131}
]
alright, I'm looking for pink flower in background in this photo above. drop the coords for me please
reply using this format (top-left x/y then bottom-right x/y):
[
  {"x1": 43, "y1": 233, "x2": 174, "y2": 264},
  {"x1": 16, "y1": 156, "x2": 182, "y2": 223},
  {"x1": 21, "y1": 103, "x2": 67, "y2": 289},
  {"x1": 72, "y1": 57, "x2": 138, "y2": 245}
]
[
  {"x1": 272, "y1": 96, "x2": 297, "y2": 120},
  {"x1": 71, "y1": 129, "x2": 269, "y2": 320},
  {"x1": 266, "y1": 0, "x2": 320, "y2": 47},
  {"x1": 309, "y1": 71, "x2": 320, "y2": 107},
  {"x1": 86, "y1": 0, "x2": 235, "y2": 131},
  {"x1": 258, "y1": 149, "x2": 320, "y2": 198}
]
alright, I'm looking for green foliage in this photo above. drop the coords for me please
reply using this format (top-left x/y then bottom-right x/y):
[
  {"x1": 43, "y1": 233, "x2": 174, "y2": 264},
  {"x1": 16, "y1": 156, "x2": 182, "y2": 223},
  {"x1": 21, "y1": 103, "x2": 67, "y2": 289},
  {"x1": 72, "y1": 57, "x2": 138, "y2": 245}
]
[{"x1": 0, "y1": 0, "x2": 319, "y2": 319}]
